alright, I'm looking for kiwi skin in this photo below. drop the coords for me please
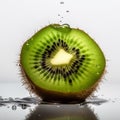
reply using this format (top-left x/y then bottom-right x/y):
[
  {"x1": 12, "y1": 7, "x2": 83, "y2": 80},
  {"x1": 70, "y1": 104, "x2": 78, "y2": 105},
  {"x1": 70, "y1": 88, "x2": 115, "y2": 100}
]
[{"x1": 20, "y1": 24, "x2": 106, "y2": 103}]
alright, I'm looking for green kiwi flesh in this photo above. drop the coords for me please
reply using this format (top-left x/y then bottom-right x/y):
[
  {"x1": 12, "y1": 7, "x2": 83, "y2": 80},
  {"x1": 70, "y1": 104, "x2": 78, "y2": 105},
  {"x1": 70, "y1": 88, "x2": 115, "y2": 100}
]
[{"x1": 20, "y1": 24, "x2": 106, "y2": 103}]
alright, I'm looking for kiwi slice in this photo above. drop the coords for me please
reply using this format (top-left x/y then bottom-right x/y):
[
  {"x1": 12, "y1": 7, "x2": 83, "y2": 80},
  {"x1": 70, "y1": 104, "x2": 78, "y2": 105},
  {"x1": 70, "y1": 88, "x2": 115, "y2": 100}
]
[{"x1": 20, "y1": 24, "x2": 106, "y2": 103}]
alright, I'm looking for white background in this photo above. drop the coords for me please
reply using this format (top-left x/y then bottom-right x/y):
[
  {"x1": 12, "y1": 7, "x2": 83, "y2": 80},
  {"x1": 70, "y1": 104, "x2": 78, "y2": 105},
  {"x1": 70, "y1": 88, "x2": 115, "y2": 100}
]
[
  {"x1": 0, "y1": 1, "x2": 120, "y2": 120},
  {"x1": 0, "y1": 0, "x2": 120, "y2": 84}
]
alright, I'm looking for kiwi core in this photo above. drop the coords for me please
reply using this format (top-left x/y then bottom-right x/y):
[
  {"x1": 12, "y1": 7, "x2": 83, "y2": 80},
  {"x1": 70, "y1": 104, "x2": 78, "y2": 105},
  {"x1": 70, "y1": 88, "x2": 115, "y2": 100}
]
[{"x1": 50, "y1": 49, "x2": 73, "y2": 65}]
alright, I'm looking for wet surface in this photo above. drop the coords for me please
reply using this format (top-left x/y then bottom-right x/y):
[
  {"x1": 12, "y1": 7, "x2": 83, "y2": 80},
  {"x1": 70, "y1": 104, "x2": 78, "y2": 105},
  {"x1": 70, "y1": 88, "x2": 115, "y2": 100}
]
[
  {"x1": 0, "y1": 96, "x2": 107, "y2": 120},
  {"x1": 0, "y1": 82, "x2": 120, "y2": 120},
  {"x1": 0, "y1": 96, "x2": 119, "y2": 120},
  {"x1": 26, "y1": 104, "x2": 98, "y2": 120}
]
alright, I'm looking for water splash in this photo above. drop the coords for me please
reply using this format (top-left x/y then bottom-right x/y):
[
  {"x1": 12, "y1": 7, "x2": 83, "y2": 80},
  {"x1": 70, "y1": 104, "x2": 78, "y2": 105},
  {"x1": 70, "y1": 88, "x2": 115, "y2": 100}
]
[
  {"x1": 0, "y1": 97, "x2": 40, "y2": 111},
  {"x1": 0, "y1": 96, "x2": 108, "y2": 106}
]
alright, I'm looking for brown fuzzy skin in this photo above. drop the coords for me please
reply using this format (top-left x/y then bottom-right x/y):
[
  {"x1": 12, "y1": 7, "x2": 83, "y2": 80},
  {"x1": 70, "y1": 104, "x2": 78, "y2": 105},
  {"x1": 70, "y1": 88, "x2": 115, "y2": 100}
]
[{"x1": 20, "y1": 64, "x2": 105, "y2": 103}]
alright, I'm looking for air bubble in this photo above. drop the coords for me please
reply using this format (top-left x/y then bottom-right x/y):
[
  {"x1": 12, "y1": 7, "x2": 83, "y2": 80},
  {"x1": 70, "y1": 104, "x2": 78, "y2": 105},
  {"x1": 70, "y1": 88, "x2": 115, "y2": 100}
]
[{"x1": 61, "y1": 24, "x2": 70, "y2": 28}]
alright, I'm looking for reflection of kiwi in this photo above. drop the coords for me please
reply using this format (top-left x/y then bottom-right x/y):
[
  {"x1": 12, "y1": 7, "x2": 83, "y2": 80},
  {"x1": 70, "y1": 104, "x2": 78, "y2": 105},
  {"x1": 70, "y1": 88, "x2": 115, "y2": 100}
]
[
  {"x1": 26, "y1": 105, "x2": 98, "y2": 120},
  {"x1": 20, "y1": 24, "x2": 106, "y2": 103}
]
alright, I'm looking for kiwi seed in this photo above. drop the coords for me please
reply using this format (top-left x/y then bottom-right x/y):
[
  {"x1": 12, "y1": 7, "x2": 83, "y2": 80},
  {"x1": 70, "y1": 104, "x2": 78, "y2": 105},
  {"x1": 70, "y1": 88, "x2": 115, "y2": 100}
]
[{"x1": 20, "y1": 24, "x2": 106, "y2": 103}]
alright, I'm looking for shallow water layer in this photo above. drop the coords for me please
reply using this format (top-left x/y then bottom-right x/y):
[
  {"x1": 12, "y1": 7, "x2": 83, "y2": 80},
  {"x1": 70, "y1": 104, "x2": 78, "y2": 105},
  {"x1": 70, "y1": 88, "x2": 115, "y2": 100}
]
[
  {"x1": 0, "y1": 82, "x2": 120, "y2": 120},
  {"x1": 0, "y1": 96, "x2": 119, "y2": 120}
]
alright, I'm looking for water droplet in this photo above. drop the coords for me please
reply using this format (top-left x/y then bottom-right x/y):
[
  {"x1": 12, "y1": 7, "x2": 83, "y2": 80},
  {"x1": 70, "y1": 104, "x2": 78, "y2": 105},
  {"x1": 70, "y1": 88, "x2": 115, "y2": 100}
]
[
  {"x1": 66, "y1": 10, "x2": 70, "y2": 13},
  {"x1": 61, "y1": 24, "x2": 70, "y2": 28},
  {"x1": 112, "y1": 100, "x2": 115, "y2": 103},
  {"x1": 0, "y1": 96, "x2": 3, "y2": 100},
  {"x1": 21, "y1": 104, "x2": 27, "y2": 109},
  {"x1": 26, "y1": 43, "x2": 29, "y2": 46},
  {"x1": 96, "y1": 65, "x2": 101, "y2": 68},
  {"x1": 60, "y1": 1, "x2": 64, "y2": 4},
  {"x1": 57, "y1": 105, "x2": 60, "y2": 108},
  {"x1": 16, "y1": 63, "x2": 21, "y2": 66},
  {"x1": 96, "y1": 72, "x2": 100, "y2": 75},
  {"x1": 9, "y1": 97, "x2": 14, "y2": 101},
  {"x1": 12, "y1": 105, "x2": 17, "y2": 110},
  {"x1": 31, "y1": 38, "x2": 33, "y2": 40}
]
